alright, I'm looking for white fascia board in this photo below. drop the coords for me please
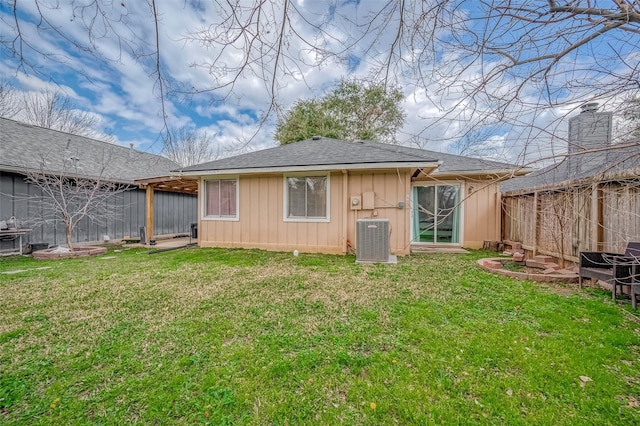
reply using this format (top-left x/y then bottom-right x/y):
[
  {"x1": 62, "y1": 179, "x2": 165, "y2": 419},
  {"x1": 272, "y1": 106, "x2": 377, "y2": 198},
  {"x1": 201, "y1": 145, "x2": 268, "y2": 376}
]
[
  {"x1": 429, "y1": 167, "x2": 534, "y2": 178},
  {"x1": 176, "y1": 161, "x2": 441, "y2": 176}
]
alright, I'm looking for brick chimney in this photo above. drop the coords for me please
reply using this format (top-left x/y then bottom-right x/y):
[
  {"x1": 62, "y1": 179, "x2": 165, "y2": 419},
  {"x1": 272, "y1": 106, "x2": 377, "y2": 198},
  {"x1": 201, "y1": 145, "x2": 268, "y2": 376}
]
[{"x1": 567, "y1": 103, "x2": 612, "y2": 177}]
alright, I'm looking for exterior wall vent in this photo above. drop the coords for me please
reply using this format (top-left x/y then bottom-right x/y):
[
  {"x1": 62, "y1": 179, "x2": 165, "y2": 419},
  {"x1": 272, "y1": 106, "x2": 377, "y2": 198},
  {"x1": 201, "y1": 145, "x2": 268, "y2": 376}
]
[{"x1": 356, "y1": 219, "x2": 390, "y2": 263}]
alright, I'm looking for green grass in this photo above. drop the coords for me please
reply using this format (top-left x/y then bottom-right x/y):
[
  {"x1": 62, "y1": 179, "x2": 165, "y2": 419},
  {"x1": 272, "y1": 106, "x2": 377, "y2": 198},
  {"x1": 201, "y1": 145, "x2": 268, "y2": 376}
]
[
  {"x1": 501, "y1": 260, "x2": 526, "y2": 272},
  {"x1": 1, "y1": 247, "x2": 639, "y2": 425}
]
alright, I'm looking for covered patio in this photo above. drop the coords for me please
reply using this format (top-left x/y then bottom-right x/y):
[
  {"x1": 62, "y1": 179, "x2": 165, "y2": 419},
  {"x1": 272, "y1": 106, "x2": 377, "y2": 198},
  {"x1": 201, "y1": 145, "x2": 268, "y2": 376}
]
[{"x1": 134, "y1": 176, "x2": 198, "y2": 244}]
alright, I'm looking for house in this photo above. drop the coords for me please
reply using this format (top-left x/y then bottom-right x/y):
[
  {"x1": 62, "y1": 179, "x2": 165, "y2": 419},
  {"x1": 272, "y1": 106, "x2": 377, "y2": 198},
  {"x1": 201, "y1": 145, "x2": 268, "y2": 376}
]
[
  {"x1": 175, "y1": 137, "x2": 527, "y2": 256},
  {"x1": 0, "y1": 118, "x2": 197, "y2": 251},
  {"x1": 501, "y1": 104, "x2": 640, "y2": 260}
]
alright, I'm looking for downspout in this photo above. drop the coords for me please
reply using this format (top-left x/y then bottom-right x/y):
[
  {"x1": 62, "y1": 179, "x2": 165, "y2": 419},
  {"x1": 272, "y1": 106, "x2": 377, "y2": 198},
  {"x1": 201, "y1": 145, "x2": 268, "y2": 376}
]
[
  {"x1": 406, "y1": 169, "x2": 412, "y2": 255},
  {"x1": 342, "y1": 170, "x2": 348, "y2": 254},
  {"x1": 197, "y1": 177, "x2": 202, "y2": 246}
]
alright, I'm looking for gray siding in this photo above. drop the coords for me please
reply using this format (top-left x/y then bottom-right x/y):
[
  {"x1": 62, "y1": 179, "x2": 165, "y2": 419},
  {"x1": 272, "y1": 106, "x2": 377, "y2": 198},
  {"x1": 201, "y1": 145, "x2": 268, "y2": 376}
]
[
  {"x1": 0, "y1": 171, "x2": 196, "y2": 252},
  {"x1": 153, "y1": 190, "x2": 197, "y2": 236}
]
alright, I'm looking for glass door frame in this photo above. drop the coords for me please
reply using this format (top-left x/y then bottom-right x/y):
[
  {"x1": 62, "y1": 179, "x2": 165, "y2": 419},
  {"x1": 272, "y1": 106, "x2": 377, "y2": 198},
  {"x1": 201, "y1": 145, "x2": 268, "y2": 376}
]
[{"x1": 411, "y1": 182, "x2": 464, "y2": 245}]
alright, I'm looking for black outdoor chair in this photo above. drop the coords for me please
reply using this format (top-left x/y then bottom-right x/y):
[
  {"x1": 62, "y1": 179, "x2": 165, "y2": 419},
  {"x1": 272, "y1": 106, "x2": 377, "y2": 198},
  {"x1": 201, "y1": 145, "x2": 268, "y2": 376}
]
[{"x1": 579, "y1": 242, "x2": 640, "y2": 309}]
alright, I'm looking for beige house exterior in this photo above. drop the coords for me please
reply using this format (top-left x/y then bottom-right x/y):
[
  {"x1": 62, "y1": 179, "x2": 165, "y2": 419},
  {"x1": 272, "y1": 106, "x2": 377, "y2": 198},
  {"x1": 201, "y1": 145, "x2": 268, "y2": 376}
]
[{"x1": 177, "y1": 138, "x2": 525, "y2": 255}]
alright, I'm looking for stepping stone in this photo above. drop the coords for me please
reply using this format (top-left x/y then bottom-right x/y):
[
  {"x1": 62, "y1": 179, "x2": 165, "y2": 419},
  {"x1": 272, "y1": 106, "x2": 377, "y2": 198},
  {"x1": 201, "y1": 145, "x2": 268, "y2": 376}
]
[
  {"x1": 484, "y1": 260, "x2": 502, "y2": 269},
  {"x1": 526, "y1": 260, "x2": 546, "y2": 268},
  {"x1": 543, "y1": 263, "x2": 561, "y2": 270}
]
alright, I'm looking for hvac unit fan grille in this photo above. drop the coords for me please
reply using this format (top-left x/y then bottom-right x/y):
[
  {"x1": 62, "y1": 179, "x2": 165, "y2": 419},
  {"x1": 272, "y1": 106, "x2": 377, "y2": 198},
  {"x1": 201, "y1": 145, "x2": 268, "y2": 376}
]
[{"x1": 356, "y1": 219, "x2": 390, "y2": 262}]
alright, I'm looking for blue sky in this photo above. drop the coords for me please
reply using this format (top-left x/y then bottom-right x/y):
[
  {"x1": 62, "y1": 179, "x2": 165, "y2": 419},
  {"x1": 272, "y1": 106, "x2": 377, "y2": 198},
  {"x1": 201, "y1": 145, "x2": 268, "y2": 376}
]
[{"x1": 1, "y1": 1, "x2": 636, "y2": 166}]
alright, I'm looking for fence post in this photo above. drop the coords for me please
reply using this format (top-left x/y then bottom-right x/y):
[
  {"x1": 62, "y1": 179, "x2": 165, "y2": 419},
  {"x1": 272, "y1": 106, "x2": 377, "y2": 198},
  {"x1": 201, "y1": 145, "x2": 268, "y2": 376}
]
[
  {"x1": 590, "y1": 182, "x2": 601, "y2": 251},
  {"x1": 533, "y1": 191, "x2": 539, "y2": 256}
]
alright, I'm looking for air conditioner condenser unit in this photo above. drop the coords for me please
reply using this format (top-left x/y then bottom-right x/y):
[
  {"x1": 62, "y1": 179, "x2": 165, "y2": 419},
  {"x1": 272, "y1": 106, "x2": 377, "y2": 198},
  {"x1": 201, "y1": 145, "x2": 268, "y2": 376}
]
[{"x1": 356, "y1": 219, "x2": 391, "y2": 263}]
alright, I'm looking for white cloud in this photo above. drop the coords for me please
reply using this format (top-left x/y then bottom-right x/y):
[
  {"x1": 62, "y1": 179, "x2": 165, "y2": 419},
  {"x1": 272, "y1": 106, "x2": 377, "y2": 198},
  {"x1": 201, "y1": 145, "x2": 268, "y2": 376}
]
[{"x1": 2, "y1": 1, "x2": 635, "y2": 167}]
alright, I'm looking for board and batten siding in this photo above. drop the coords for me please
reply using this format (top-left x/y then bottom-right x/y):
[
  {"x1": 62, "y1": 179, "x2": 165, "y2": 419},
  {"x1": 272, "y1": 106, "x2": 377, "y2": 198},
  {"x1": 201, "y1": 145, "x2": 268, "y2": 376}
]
[
  {"x1": 198, "y1": 171, "x2": 504, "y2": 254},
  {"x1": 461, "y1": 180, "x2": 502, "y2": 248},
  {"x1": 199, "y1": 173, "x2": 343, "y2": 253},
  {"x1": 198, "y1": 171, "x2": 415, "y2": 255},
  {"x1": 346, "y1": 171, "x2": 412, "y2": 255},
  {"x1": 0, "y1": 171, "x2": 196, "y2": 251},
  {"x1": 153, "y1": 190, "x2": 198, "y2": 236}
]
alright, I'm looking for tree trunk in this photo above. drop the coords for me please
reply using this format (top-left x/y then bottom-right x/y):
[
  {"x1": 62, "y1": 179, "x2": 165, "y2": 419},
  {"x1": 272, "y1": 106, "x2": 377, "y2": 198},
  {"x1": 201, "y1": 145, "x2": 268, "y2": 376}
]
[{"x1": 65, "y1": 223, "x2": 74, "y2": 250}]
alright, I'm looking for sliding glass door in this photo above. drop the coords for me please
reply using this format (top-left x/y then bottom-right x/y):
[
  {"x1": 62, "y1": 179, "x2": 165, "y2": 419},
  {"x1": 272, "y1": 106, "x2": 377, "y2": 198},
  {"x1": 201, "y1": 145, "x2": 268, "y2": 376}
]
[{"x1": 412, "y1": 184, "x2": 461, "y2": 244}]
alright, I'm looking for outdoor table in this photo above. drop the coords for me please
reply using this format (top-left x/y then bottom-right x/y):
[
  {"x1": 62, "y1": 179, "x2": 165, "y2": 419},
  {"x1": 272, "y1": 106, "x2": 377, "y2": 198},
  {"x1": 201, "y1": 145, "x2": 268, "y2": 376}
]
[{"x1": 0, "y1": 229, "x2": 31, "y2": 255}]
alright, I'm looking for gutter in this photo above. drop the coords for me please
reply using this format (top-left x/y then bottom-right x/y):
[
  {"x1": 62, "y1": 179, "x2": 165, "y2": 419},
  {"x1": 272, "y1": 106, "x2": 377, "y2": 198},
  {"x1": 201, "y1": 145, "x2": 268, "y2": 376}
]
[
  {"x1": 0, "y1": 164, "x2": 136, "y2": 186},
  {"x1": 174, "y1": 161, "x2": 442, "y2": 176}
]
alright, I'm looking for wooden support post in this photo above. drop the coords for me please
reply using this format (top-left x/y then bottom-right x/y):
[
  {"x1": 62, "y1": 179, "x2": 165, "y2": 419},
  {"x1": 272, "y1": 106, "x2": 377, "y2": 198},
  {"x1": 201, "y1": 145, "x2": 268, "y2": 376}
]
[
  {"x1": 533, "y1": 191, "x2": 539, "y2": 256},
  {"x1": 496, "y1": 189, "x2": 502, "y2": 243},
  {"x1": 145, "y1": 185, "x2": 155, "y2": 244},
  {"x1": 500, "y1": 195, "x2": 507, "y2": 244}
]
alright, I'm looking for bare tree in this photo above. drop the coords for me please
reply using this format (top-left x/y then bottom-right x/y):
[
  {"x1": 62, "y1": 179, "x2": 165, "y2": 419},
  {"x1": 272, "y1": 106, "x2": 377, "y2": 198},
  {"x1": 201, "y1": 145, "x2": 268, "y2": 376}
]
[
  {"x1": 412, "y1": 1, "x2": 640, "y2": 142},
  {"x1": 622, "y1": 97, "x2": 640, "y2": 138},
  {"x1": 19, "y1": 89, "x2": 114, "y2": 142},
  {"x1": 0, "y1": 78, "x2": 20, "y2": 118},
  {"x1": 445, "y1": 127, "x2": 510, "y2": 160},
  {"x1": 3, "y1": 1, "x2": 640, "y2": 154},
  {"x1": 22, "y1": 153, "x2": 130, "y2": 250},
  {"x1": 161, "y1": 126, "x2": 220, "y2": 167}
]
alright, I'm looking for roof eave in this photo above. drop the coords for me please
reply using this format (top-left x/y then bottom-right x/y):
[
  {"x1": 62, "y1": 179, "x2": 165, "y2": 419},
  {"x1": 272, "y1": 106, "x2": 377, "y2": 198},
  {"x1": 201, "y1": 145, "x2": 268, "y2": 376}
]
[
  {"x1": 176, "y1": 161, "x2": 441, "y2": 176},
  {"x1": 429, "y1": 167, "x2": 534, "y2": 179},
  {"x1": 0, "y1": 164, "x2": 136, "y2": 185},
  {"x1": 502, "y1": 166, "x2": 640, "y2": 195}
]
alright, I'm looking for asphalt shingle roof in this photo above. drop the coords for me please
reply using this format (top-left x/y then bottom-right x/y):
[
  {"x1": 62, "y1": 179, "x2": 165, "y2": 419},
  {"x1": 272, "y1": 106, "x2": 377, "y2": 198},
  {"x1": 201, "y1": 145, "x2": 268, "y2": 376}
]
[
  {"x1": 0, "y1": 118, "x2": 179, "y2": 183},
  {"x1": 501, "y1": 143, "x2": 640, "y2": 193},
  {"x1": 179, "y1": 137, "x2": 519, "y2": 174}
]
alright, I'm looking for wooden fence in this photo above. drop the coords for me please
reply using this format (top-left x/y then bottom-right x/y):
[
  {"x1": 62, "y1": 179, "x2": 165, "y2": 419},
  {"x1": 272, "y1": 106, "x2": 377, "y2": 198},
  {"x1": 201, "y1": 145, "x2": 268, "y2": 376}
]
[{"x1": 502, "y1": 179, "x2": 640, "y2": 263}]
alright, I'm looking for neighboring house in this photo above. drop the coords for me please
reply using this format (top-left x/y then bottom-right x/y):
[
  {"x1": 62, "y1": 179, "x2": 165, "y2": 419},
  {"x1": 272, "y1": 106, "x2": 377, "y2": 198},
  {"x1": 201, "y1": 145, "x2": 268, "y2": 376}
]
[
  {"x1": 0, "y1": 118, "x2": 197, "y2": 251},
  {"x1": 501, "y1": 104, "x2": 640, "y2": 260},
  {"x1": 175, "y1": 136, "x2": 527, "y2": 255}
]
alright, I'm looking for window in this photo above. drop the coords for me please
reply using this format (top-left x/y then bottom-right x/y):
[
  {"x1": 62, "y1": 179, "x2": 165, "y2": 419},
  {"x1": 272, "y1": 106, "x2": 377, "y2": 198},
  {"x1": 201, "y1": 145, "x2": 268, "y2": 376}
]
[
  {"x1": 203, "y1": 178, "x2": 238, "y2": 219},
  {"x1": 285, "y1": 174, "x2": 329, "y2": 221}
]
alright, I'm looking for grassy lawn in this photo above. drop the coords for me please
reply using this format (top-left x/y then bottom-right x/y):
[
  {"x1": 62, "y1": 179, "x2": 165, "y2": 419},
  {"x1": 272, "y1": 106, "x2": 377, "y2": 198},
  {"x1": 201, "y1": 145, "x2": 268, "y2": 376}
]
[{"x1": 1, "y1": 247, "x2": 639, "y2": 425}]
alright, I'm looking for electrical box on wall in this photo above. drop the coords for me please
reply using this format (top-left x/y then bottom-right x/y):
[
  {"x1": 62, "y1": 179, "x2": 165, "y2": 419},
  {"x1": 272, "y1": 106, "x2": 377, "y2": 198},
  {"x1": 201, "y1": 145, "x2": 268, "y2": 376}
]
[
  {"x1": 350, "y1": 195, "x2": 362, "y2": 210},
  {"x1": 362, "y1": 191, "x2": 375, "y2": 210}
]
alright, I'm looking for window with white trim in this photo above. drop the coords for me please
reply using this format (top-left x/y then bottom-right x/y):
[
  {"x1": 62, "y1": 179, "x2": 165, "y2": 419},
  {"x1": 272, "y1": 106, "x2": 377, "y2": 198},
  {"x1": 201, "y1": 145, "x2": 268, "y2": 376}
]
[
  {"x1": 285, "y1": 174, "x2": 329, "y2": 221},
  {"x1": 203, "y1": 178, "x2": 238, "y2": 219}
]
